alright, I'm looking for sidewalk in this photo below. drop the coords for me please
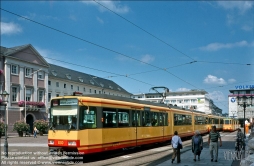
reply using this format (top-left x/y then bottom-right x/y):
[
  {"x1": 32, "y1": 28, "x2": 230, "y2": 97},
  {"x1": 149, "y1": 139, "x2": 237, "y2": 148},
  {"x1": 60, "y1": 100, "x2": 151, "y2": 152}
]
[{"x1": 157, "y1": 147, "x2": 233, "y2": 166}]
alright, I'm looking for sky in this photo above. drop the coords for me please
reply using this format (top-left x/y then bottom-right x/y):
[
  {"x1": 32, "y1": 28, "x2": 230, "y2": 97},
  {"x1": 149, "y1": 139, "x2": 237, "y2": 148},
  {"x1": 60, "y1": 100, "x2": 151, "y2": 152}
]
[{"x1": 1, "y1": 1, "x2": 254, "y2": 114}]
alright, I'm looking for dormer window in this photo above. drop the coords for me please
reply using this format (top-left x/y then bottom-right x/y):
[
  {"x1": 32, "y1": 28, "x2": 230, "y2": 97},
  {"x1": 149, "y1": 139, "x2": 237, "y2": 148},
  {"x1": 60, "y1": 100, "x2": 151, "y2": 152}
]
[
  {"x1": 100, "y1": 83, "x2": 104, "y2": 87},
  {"x1": 66, "y1": 74, "x2": 71, "y2": 79},
  {"x1": 90, "y1": 80, "x2": 94, "y2": 85},
  {"x1": 51, "y1": 70, "x2": 57, "y2": 76},
  {"x1": 109, "y1": 85, "x2": 113, "y2": 89},
  {"x1": 78, "y1": 77, "x2": 83, "y2": 82},
  {"x1": 117, "y1": 87, "x2": 121, "y2": 91}
]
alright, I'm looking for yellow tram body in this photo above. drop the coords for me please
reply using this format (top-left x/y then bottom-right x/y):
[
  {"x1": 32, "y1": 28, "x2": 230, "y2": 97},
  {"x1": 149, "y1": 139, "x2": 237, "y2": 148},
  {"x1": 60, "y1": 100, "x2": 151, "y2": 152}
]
[{"x1": 48, "y1": 94, "x2": 238, "y2": 154}]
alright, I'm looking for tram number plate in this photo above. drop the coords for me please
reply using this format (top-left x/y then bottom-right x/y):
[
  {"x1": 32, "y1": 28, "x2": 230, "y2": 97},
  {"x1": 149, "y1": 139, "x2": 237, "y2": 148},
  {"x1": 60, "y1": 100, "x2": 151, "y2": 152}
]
[{"x1": 58, "y1": 141, "x2": 64, "y2": 145}]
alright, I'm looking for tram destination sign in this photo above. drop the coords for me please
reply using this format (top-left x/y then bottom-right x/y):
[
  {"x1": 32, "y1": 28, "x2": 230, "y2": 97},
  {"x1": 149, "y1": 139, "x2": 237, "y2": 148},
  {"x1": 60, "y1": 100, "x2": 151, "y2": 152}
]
[{"x1": 60, "y1": 99, "x2": 78, "y2": 105}]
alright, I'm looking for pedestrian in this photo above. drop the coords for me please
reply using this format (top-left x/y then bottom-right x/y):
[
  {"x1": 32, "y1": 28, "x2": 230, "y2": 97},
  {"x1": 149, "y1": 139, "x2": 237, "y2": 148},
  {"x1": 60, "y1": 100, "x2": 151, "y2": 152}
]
[
  {"x1": 171, "y1": 131, "x2": 182, "y2": 163},
  {"x1": 192, "y1": 130, "x2": 203, "y2": 161},
  {"x1": 235, "y1": 128, "x2": 244, "y2": 151},
  {"x1": 33, "y1": 126, "x2": 37, "y2": 138},
  {"x1": 208, "y1": 126, "x2": 222, "y2": 162}
]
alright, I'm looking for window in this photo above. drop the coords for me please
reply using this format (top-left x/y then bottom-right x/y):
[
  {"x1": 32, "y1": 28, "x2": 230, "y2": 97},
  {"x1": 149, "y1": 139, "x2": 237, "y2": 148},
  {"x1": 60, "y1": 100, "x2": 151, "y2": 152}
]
[
  {"x1": 89, "y1": 89, "x2": 91, "y2": 93},
  {"x1": 64, "y1": 84, "x2": 66, "y2": 88},
  {"x1": 142, "y1": 111, "x2": 151, "y2": 126},
  {"x1": 151, "y1": 112, "x2": 158, "y2": 126},
  {"x1": 78, "y1": 77, "x2": 83, "y2": 82},
  {"x1": 171, "y1": 100, "x2": 176, "y2": 103},
  {"x1": 56, "y1": 94, "x2": 59, "y2": 97},
  {"x1": 174, "y1": 114, "x2": 192, "y2": 125},
  {"x1": 51, "y1": 70, "x2": 57, "y2": 76},
  {"x1": 38, "y1": 90, "x2": 43, "y2": 102},
  {"x1": 191, "y1": 99, "x2": 197, "y2": 103},
  {"x1": 83, "y1": 87, "x2": 86, "y2": 92},
  {"x1": 94, "y1": 90, "x2": 96, "y2": 94},
  {"x1": 131, "y1": 111, "x2": 141, "y2": 127},
  {"x1": 103, "y1": 108, "x2": 117, "y2": 127},
  {"x1": 195, "y1": 116, "x2": 206, "y2": 125},
  {"x1": 118, "y1": 109, "x2": 129, "y2": 127},
  {"x1": 25, "y1": 68, "x2": 31, "y2": 77},
  {"x1": 12, "y1": 87, "x2": 18, "y2": 102},
  {"x1": 184, "y1": 99, "x2": 189, "y2": 103},
  {"x1": 48, "y1": 80, "x2": 51, "y2": 86},
  {"x1": 79, "y1": 106, "x2": 97, "y2": 129},
  {"x1": 48, "y1": 93, "x2": 51, "y2": 102},
  {"x1": 56, "y1": 82, "x2": 59, "y2": 87},
  {"x1": 177, "y1": 100, "x2": 182, "y2": 103},
  {"x1": 77, "y1": 86, "x2": 79, "y2": 91},
  {"x1": 38, "y1": 71, "x2": 44, "y2": 79},
  {"x1": 71, "y1": 85, "x2": 73, "y2": 90},
  {"x1": 25, "y1": 89, "x2": 31, "y2": 101},
  {"x1": 90, "y1": 80, "x2": 94, "y2": 85},
  {"x1": 11, "y1": 65, "x2": 18, "y2": 74},
  {"x1": 66, "y1": 74, "x2": 71, "y2": 79}
]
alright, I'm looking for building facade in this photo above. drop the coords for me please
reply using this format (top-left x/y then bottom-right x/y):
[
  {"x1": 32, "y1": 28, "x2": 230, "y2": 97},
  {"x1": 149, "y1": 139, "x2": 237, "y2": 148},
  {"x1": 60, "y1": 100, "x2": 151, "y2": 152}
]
[
  {"x1": 132, "y1": 89, "x2": 221, "y2": 115},
  {"x1": 228, "y1": 86, "x2": 254, "y2": 121},
  {"x1": 0, "y1": 44, "x2": 131, "y2": 133}
]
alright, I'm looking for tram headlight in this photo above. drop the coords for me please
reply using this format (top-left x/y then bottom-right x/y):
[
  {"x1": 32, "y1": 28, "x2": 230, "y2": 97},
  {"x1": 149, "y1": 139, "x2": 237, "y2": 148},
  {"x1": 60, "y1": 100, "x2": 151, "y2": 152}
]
[
  {"x1": 48, "y1": 140, "x2": 54, "y2": 145},
  {"x1": 68, "y1": 141, "x2": 76, "y2": 146}
]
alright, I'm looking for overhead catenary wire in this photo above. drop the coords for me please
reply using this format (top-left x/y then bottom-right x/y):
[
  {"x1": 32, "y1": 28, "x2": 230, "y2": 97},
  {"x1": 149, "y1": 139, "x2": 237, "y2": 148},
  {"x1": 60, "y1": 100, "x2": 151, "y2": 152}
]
[
  {"x1": 0, "y1": 8, "x2": 199, "y2": 89},
  {"x1": 93, "y1": 0, "x2": 253, "y2": 67},
  {"x1": 1, "y1": 8, "x2": 250, "y2": 112}
]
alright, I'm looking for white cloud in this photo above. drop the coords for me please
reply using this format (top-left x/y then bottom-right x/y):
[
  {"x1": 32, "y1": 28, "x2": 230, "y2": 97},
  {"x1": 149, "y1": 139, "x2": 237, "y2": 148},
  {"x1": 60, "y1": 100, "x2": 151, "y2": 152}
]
[
  {"x1": 96, "y1": 17, "x2": 104, "y2": 24},
  {"x1": 204, "y1": 75, "x2": 226, "y2": 85},
  {"x1": 140, "y1": 54, "x2": 154, "y2": 64},
  {"x1": 228, "y1": 78, "x2": 236, "y2": 83},
  {"x1": 207, "y1": 91, "x2": 225, "y2": 101},
  {"x1": 69, "y1": 14, "x2": 77, "y2": 21},
  {"x1": 199, "y1": 40, "x2": 251, "y2": 51},
  {"x1": 82, "y1": 1, "x2": 129, "y2": 14},
  {"x1": 217, "y1": 1, "x2": 254, "y2": 14},
  {"x1": 176, "y1": 88, "x2": 190, "y2": 92},
  {"x1": 242, "y1": 25, "x2": 253, "y2": 31},
  {"x1": 1, "y1": 22, "x2": 22, "y2": 35}
]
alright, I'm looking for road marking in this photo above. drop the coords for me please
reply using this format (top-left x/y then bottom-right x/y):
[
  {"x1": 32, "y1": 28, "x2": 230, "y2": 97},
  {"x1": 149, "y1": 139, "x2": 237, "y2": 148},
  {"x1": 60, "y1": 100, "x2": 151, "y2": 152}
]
[{"x1": 122, "y1": 155, "x2": 131, "y2": 158}]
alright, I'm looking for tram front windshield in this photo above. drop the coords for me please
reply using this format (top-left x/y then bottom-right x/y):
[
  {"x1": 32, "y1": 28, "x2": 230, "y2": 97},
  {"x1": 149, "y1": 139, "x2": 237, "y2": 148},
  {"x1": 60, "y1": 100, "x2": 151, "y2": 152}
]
[{"x1": 50, "y1": 98, "x2": 78, "y2": 130}]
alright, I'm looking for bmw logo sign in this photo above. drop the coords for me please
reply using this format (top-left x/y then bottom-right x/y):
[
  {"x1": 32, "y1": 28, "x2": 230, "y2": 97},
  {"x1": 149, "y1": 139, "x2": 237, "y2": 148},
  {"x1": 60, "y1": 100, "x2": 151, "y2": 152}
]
[{"x1": 231, "y1": 98, "x2": 236, "y2": 103}]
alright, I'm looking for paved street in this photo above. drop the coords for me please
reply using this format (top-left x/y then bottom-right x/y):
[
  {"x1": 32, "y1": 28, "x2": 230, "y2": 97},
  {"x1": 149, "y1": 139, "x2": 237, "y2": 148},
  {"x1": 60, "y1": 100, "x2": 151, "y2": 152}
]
[{"x1": 0, "y1": 130, "x2": 240, "y2": 166}]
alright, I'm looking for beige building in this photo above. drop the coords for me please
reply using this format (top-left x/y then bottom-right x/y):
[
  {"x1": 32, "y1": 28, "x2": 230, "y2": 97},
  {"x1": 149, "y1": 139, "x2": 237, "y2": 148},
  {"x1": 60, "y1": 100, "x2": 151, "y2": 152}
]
[{"x1": 0, "y1": 44, "x2": 131, "y2": 133}]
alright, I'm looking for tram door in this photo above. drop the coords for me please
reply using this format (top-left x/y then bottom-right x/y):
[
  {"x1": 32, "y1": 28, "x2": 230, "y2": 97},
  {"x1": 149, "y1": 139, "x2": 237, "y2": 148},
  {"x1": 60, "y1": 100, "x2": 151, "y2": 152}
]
[{"x1": 132, "y1": 110, "x2": 141, "y2": 147}]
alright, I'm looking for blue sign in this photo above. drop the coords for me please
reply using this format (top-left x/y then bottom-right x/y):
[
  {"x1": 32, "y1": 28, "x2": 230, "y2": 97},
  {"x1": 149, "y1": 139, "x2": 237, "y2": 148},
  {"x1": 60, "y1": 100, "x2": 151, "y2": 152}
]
[
  {"x1": 235, "y1": 85, "x2": 254, "y2": 89},
  {"x1": 231, "y1": 98, "x2": 236, "y2": 103}
]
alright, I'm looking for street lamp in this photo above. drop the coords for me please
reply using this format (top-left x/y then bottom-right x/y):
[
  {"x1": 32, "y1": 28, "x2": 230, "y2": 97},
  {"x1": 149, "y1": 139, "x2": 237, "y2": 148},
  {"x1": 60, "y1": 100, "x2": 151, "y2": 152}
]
[
  {"x1": 24, "y1": 69, "x2": 41, "y2": 122},
  {"x1": 0, "y1": 90, "x2": 9, "y2": 157},
  {"x1": 237, "y1": 95, "x2": 253, "y2": 140}
]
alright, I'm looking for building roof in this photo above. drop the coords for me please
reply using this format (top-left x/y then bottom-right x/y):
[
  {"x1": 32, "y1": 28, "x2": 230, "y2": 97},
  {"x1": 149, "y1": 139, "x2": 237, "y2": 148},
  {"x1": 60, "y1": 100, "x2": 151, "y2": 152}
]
[{"x1": 48, "y1": 63, "x2": 131, "y2": 94}]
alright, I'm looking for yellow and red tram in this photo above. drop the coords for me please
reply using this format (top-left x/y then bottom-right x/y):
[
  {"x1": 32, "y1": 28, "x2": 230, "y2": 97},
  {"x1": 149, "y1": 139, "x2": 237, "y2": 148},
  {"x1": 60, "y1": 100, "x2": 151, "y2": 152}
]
[{"x1": 48, "y1": 94, "x2": 237, "y2": 155}]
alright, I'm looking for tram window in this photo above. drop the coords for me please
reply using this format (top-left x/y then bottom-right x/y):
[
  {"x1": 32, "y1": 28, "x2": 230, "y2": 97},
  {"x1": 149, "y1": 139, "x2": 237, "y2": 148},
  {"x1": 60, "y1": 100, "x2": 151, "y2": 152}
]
[
  {"x1": 145, "y1": 111, "x2": 151, "y2": 126},
  {"x1": 195, "y1": 116, "x2": 205, "y2": 125},
  {"x1": 151, "y1": 112, "x2": 158, "y2": 126},
  {"x1": 174, "y1": 114, "x2": 191, "y2": 125},
  {"x1": 118, "y1": 109, "x2": 130, "y2": 127},
  {"x1": 165, "y1": 113, "x2": 168, "y2": 126},
  {"x1": 131, "y1": 110, "x2": 141, "y2": 127},
  {"x1": 224, "y1": 120, "x2": 230, "y2": 124},
  {"x1": 103, "y1": 108, "x2": 117, "y2": 128},
  {"x1": 159, "y1": 113, "x2": 163, "y2": 126},
  {"x1": 208, "y1": 118, "x2": 213, "y2": 124},
  {"x1": 220, "y1": 119, "x2": 223, "y2": 124},
  {"x1": 79, "y1": 106, "x2": 97, "y2": 129},
  {"x1": 214, "y1": 119, "x2": 219, "y2": 124}
]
